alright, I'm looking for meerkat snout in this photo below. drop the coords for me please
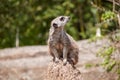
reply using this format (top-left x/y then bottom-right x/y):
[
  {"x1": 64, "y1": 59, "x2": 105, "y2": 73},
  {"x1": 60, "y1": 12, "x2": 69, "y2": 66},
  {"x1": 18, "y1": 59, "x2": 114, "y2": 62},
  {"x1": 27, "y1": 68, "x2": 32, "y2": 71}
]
[{"x1": 67, "y1": 16, "x2": 70, "y2": 21}]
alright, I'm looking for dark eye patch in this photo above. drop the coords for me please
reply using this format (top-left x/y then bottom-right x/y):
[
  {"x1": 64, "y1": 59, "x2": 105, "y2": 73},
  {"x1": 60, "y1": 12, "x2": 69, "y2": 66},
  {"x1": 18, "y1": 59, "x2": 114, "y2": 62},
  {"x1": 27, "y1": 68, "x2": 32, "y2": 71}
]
[
  {"x1": 53, "y1": 23, "x2": 58, "y2": 28},
  {"x1": 60, "y1": 16, "x2": 65, "y2": 21}
]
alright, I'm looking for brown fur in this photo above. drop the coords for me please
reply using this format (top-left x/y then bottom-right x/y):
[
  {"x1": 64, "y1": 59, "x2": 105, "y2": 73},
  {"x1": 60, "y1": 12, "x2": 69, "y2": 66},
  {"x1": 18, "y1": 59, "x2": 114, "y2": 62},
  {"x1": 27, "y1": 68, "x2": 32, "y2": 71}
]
[{"x1": 48, "y1": 16, "x2": 79, "y2": 65}]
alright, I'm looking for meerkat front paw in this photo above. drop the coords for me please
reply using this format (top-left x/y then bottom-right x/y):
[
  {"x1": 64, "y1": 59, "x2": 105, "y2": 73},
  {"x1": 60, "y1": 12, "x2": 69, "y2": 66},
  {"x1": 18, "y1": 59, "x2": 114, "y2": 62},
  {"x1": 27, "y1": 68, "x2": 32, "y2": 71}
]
[
  {"x1": 54, "y1": 57, "x2": 59, "y2": 63},
  {"x1": 63, "y1": 59, "x2": 67, "y2": 65}
]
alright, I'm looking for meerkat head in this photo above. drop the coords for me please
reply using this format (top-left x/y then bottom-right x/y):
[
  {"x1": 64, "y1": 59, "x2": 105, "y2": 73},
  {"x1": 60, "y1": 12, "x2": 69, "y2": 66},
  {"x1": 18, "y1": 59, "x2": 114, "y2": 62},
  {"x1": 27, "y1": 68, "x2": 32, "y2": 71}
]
[{"x1": 51, "y1": 16, "x2": 70, "y2": 29}]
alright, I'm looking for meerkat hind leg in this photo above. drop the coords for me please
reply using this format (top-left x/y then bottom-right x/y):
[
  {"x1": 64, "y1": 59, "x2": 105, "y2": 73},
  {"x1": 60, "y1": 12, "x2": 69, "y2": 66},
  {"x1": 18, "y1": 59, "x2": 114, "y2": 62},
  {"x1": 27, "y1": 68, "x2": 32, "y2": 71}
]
[
  {"x1": 69, "y1": 51, "x2": 78, "y2": 65},
  {"x1": 51, "y1": 48, "x2": 60, "y2": 63}
]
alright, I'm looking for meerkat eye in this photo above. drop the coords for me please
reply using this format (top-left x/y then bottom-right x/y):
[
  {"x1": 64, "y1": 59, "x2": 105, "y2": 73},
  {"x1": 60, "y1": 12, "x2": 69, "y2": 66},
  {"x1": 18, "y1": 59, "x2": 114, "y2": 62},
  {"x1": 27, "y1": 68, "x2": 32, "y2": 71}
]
[
  {"x1": 53, "y1": 23, "x2": 58, "y2": 28},
  {"x1": 60, "y1": 17, "x2": 65, "y2": 21}
]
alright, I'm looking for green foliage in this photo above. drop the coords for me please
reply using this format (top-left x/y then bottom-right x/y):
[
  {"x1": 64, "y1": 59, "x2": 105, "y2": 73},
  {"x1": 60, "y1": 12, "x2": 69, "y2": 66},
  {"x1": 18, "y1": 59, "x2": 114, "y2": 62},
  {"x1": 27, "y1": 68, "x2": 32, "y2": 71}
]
[
  {"x1": 98, "y1": 31, "x2": 120, "y2": 80},
  {"x1": 89, "y1": 36, "x2": 104, "y2": 42},
  {"x1": 85, "y1": 63, "x2": 99, "y2": 69},
  {"x1": 97, "y1": 46, "x2": 116, "y2": 71},
  {"x1": 97, "y1": 46, "x2": 115, "y2": 56},
  {"x1": 97, "y1": 39, "x2": 120, "y2": 80},
  {"x1": 100, "y1": 11, "x2": 117, "y2": 35},
  {"x1": 85, "y1": 63, "x2": 93, "y2": 68},
  {"x1": 0, "y1": 0, "x2": 118, "y2": 48},
  {"x1": 117, "y1": 63, "x2": 120, "y2": 79},
  {"x1": 101, "y1": 11, "x2": 115, "y2": 21}
]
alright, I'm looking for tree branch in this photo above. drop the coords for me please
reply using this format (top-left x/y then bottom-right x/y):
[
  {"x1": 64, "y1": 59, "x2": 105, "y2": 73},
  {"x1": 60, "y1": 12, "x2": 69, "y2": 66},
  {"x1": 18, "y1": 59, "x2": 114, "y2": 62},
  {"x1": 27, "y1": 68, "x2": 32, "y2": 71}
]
[{"x1": 106, "y1": 0, "x2": 120, "y2": 6}]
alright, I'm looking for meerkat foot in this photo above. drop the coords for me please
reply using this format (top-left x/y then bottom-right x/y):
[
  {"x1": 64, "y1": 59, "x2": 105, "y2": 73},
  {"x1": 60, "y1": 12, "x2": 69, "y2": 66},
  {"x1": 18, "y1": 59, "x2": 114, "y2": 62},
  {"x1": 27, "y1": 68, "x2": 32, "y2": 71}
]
[
  {"x1": 63, "y1": 59, "x2": 67, "y2": 65},
  {"x1": 54, "y1": 57, "x2": 59, "y2": 63}
]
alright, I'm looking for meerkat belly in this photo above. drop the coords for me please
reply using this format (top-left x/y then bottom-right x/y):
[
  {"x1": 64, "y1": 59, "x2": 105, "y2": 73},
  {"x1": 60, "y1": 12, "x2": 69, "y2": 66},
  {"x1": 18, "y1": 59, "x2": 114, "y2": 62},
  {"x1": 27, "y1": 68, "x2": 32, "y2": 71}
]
[{"x1": 55, "y1": 43, "x2": 63, "y2": 52}]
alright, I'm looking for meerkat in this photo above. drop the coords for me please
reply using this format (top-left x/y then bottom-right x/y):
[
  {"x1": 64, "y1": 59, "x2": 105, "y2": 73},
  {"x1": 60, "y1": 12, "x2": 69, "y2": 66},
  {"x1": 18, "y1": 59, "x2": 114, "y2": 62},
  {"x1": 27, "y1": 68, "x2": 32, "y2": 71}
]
[{"x1": 48, "y1": 16, "x2": 79, "y2": 65}]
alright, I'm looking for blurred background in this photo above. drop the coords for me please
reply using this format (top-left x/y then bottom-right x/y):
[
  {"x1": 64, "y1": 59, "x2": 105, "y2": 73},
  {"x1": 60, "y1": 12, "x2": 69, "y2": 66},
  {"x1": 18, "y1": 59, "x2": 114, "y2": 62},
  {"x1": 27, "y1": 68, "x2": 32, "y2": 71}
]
[
  {"x1": 0, "y1": 1, "x2": 120, "y2": 80},
  {"x1": 0, "y1": 0, "x2": 119, "y2": 48}
]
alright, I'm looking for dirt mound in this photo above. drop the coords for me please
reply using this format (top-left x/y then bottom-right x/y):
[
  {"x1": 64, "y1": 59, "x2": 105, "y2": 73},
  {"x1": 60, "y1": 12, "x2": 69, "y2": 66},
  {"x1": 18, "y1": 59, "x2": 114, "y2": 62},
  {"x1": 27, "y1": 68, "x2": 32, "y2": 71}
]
[{"x1": 45, "y1": 61, "x2": 81, "y2": 80}]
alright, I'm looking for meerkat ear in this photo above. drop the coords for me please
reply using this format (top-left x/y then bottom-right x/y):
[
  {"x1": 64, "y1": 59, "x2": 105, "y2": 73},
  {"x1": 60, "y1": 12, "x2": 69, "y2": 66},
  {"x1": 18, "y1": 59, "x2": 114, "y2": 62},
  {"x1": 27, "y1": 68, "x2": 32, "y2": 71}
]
[{"x1": 53, "y1": 23, "x2": 58, "y2": 28}]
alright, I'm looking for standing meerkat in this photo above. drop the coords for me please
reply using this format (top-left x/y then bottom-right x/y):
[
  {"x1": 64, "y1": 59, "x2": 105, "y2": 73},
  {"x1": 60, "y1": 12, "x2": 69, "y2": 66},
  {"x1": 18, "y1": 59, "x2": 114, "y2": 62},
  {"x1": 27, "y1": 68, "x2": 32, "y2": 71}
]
[{"x1": 48, "y1": 16, "x2": 79, "y2": 65}]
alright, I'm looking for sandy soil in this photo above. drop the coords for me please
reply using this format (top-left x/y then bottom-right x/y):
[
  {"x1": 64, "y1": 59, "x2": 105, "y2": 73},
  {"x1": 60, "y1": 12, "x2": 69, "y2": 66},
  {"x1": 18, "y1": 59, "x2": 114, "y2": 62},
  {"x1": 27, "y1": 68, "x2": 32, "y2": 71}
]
[{"x1": 0, "y1": 39, "x2": 118, "y2": 80}]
